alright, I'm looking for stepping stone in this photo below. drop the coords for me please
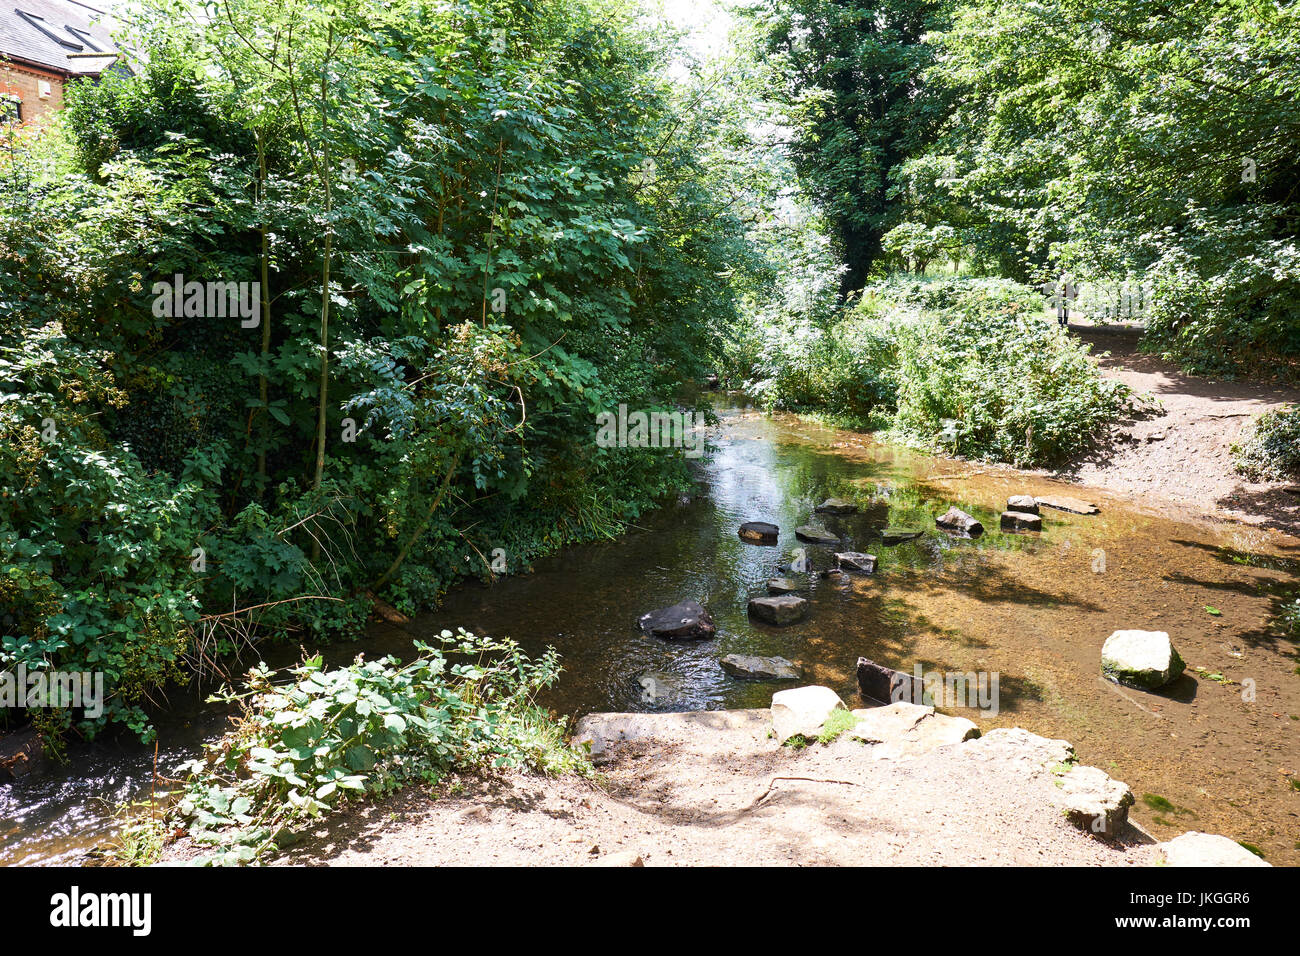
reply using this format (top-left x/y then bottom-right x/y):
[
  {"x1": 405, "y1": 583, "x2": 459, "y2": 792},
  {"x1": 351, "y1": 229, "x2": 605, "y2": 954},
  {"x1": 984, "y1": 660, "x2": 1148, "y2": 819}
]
[
  {"x1": 720, "y1": 654, "x2": 801, "y2": 681},
  {"x1": 795, "y1": 524, "x2": 840, "y2": 545},
  {"x1": 1007, "y1": 494, "x2": 1039, "y2": 514},
  {"x1": 856, "y1": 656, "x2": 925, "y2": 705},
  {"x1": 834, "y1": 551, "x2": 876, "y2": 573},
  {"x1": 881, "y1": 527, "x2": 922, "y2": 545},
  {"x1": 935, "y1": 506, "x2": 983, "y2": 536},
  {"x1": 738, "y1": 521, "x2": 779, "y2": 544},
  {"x1": 1000, "y1": 510, "x2": 1042, "y2": 532},
  {"x1": 638, "y1": 600, "x2": 716, "y2": 640},
  {"x1": 748, "y1": 594, "x2": 809, "y2": 625},
  {"x1": 1036, "y1": 494, "x2": 1099, "y2": 515},
  {"x1": 814, "y1": 497, "x2": 858, "y2": 515},
  {"x1": 767, "y1": 577, "x2": 807, "y2": 595},
  {"x1": 770, "y1": 685, "x2": 846, "y2": 743},
  {"x1": 1101, "y1": 630, "x2": 1185, "y2": 689}
]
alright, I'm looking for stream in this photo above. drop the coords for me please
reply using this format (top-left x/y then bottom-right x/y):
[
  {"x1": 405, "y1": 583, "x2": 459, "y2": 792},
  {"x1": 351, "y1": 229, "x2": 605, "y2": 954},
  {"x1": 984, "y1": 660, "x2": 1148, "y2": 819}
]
[{"x1": 3, "y1": 397, "x2": 1298, "y2": 865}]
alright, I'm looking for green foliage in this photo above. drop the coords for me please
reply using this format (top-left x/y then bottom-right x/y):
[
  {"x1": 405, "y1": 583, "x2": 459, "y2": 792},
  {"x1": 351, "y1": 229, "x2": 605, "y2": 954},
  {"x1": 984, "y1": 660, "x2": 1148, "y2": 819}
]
[
  {"x1": 744, "y1": 276, "x2": 1132, "y2": 467},
  {"x1": 0, "y1": 0, "x2": 747, "y2": 740},
  {"x1": 888, "y1": 280, "x2": 1132, "y2": 467},
  {"x1": 171, "y1": 629, "x2": 585, "y2": 865},
  {"x1": 1232, "y1": 406, "x2": 1300, "y2": 482}
]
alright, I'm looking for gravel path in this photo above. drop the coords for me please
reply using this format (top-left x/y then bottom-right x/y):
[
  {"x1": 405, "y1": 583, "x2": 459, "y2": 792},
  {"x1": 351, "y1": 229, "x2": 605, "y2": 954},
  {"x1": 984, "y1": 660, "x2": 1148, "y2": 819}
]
[{"x1": 1062, "y1": 324, "x2": 1300, "y2": 534}]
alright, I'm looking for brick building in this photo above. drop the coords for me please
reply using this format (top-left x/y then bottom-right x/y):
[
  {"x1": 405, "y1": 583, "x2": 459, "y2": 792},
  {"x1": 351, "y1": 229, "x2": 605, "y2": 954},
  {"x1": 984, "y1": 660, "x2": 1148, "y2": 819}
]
[{"x1": 0, "y1": 0, "x2": 121, "y2": 126}]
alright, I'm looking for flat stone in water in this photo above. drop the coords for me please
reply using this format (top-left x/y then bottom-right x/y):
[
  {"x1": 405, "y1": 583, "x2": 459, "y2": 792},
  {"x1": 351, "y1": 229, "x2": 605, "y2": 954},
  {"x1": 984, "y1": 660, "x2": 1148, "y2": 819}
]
[
  {"x1": 720, "y1": 654, "x2": 801, "y2": 681},
  {"x1": 738, "y1": 521, "x2": 779, "y2": 544},
  {"x1": 1037, "y1": 495, "x2": 1099, "y2": 515},
  {"x1": 1000, "y1": 510, "x2": 1043, "y2": 532},
  {"x1": 835, "y1": 551, "x2": 876, "y2": 573},
  {"x1": 748, "y1": 594, "x2": 809, "y2": 625},
  {"x1": 795, "y1": 524, "x2": 840, "y2": 545},
  {"x1": 767, "y1": 577, "x2": 807, "y2": 595},
  {"x1": 815, "y1": 497, "x2": 858, "y2": 515},
  {"x1": 1007, "y1": 494, "x2": 1039, "y2": 514},
  {"x1": 935, "y1": 506, "x2": 983, "y2": 537},
  {"x1": 881, "y1": 527, "x2": 923, "y2": 545}
]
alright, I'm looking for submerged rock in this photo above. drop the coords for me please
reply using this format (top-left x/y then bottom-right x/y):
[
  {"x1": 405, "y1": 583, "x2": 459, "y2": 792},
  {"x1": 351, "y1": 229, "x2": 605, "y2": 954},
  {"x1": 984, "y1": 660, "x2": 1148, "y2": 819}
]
[
  {"x1": 748, "y1": 594, "x2": 809, "y2": 625},
  {"x1": 1037, "y1": 495, "x2": 1099, "y2": 515},
  {"x1": 935, "y1": 506, "x2": 983, "y2": 536},
  {"x1": 880, "y1": 528, "x2": 923, "y2": 545},
  {"x1": 834, "y1": 551, "x2": 876, "y2": 573},
  {"x1": 1007, "y1": 494, "x2": 1039, "y2": 514},
  {"x1": 635, "y1": 673, "x2": 679, "y2": 703},
  {"x1": 814, "y1": 497, "x2": 858, "y2": 515},
  {"x1": 738, "y1": 521, "x2": 779, "y2": 544},
  {"x1": 1000, "y1": 510, "x2": 1042, "y2": 532},
  {"x1": 771, "y1": 685, "x2": 846, "y2": 743},
  {"x1": 638, "y1": 600, "x2": 716, "y2": 640},
  {"x1": 1160, "y1": 832, "x2": 1271, "y2": 867},
  {"x1": 1101, "y1": 629, "x2": 1185, "y2": 689},
  {"x1": 795, "y1": 524, "x2": 840, "y2": 545},
  {"x1": 0, "y1": 726, "x2": 47, "y2": 783},
  {"x1": 767, "y1": 577, "x2": 807, "y2": 595},
  {"x1": 720, "y1": 654, "x2": 801, "y2": 681}
]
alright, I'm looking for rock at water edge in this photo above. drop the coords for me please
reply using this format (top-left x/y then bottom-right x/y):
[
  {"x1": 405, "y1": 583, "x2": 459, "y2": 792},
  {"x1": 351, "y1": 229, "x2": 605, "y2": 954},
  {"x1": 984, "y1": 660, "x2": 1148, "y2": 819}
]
[{"x1": 771, "y1": 685, "x2": 846, "y2": 743}]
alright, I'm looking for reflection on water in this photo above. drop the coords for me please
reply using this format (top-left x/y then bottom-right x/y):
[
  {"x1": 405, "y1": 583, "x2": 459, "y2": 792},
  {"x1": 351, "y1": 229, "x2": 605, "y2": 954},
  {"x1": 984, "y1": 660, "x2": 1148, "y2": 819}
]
[{"x1": 4, "y1": 398, "x2": 1299, "y2": 864}]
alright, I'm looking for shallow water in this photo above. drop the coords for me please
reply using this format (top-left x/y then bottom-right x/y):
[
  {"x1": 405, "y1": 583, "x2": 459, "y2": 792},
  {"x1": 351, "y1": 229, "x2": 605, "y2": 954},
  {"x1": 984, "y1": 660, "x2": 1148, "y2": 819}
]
[{"x1": 4, "y1": 398, "x2": 1299, "y2": 864}]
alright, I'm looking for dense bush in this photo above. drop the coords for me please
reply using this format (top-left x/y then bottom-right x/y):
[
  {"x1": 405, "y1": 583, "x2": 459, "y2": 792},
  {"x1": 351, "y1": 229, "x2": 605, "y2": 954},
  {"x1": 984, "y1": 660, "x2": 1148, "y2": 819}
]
[
  {"x1": 1232, "y1": 407, "x2": 1300, "y2": 482},
  {"x1": 744, "y1": 277, "x2": 1132, "y2": 467},
  {"x1": 889, "y1": 281, "x2": 1132, "y2": 467},
  {"x1": 163, "y1": 629, "x2": 583, "y2": 865},
  {"x1": 0, "y1": 0, "x2": 748, "y2": 741}
]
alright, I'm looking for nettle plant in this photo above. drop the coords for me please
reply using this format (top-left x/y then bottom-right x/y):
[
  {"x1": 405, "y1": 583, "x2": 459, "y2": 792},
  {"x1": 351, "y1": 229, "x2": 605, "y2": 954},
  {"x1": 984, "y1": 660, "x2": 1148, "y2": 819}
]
[{"x1": 171, "y1": 628, "x2": 583, "y2": 865}]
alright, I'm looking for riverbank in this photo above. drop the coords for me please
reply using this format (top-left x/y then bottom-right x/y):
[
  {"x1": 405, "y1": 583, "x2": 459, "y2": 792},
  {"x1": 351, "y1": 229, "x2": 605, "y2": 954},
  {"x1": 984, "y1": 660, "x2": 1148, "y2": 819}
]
[
  {"x1": 173, "y1": 703, "x2": 1265, "y2": 867},
  {"x1": 1057, "y1": 325, "x2": 1300, "y2": 535}
]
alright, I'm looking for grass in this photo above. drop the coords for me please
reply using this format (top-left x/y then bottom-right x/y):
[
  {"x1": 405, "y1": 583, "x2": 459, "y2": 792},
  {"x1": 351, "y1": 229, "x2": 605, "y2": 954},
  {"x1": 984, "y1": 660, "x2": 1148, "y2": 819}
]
[{"x1": 816, "y1": 709, "x2": 860, "y2": 744}]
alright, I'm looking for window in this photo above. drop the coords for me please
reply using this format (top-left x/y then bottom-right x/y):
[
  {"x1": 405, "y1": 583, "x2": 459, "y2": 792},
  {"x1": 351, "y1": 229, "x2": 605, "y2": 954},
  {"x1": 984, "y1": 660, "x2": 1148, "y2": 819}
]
[{"x1": 0, "y1": 95, "x2": 20, "y2": 125}]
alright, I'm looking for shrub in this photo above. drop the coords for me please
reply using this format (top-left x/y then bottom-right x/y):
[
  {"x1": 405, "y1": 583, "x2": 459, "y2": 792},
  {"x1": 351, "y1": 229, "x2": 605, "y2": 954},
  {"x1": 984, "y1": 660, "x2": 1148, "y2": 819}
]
[
  {"x1": 890, "y1": 280, "x2": 1133, "y2": 467},
  {"x1": 1232, "y1": 406, "x2": 1300, "y2": 481},
  {"x1": 168, "y1": 629, "x2": 585, "y2": 865}
]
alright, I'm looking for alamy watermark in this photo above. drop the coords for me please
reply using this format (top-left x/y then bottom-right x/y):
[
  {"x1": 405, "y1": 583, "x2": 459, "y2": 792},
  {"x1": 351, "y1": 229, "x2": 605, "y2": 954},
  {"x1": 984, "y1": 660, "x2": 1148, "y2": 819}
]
[
  {"x1": 151, "y1": 273, "x2": 260, "y2": 327},
  {"x1": 595, "y1": 403, "x2": 704, "y2": 459},
  {"x1": 895, "y1": 664, "x2": 1000, "y2": 716},
  {"x1": 1, "y1": 664, "x2": 104, "y2": 719}
]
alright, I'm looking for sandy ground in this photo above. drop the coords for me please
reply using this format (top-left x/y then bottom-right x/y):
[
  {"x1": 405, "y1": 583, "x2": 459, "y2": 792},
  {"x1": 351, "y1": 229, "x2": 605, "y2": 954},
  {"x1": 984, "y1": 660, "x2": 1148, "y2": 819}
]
[
  {"x1": 257, "y1": 710, "x2": 1162, "y2": 867},
  {"x1": 1061, "y1": 324, "x2": 1300, "y2": 534}
]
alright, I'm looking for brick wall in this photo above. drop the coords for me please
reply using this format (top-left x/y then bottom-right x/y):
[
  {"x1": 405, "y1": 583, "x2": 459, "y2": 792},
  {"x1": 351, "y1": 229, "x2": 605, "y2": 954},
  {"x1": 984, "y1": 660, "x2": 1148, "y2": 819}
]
[{"x1": 0, "y1": 61, "x2": 66, "y2": 126}]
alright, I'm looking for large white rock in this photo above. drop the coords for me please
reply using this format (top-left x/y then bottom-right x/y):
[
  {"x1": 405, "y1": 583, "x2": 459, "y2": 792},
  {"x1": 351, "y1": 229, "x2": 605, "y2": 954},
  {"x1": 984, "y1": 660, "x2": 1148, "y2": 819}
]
[
  {"x1": 848, "y1": 701, "x2": 980, "y2": 760},
  {"x1": 770, "y1": 685, "x2": 846, "y2": 743},
  {"x1": 1161, "y1": 832, "x2": 1271, "y2": 867},
  {"x1": 1101, "y1": 630, "x2": 1185, "y2": 689}
]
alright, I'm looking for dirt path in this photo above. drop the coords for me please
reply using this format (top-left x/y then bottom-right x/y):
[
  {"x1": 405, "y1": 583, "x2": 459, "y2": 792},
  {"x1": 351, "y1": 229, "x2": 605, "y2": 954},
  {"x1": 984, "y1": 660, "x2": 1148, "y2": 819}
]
[
  {"x1": 265, "y1": 710, "x2": 1173, "y2": 867},
  {"x1": 1062, "y1": 324, "x2": 1300, "y2": 534}
]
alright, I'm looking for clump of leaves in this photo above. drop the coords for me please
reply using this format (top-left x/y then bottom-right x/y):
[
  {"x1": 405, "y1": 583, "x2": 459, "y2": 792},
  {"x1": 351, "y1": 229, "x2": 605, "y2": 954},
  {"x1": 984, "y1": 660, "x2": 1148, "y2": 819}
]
[
  {"x1": 1233, "y1": 407, "x2": 1300, "y2": 482},
  {"x1": 168, "y1": 629, "x2": 586, "y2": 865}
]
